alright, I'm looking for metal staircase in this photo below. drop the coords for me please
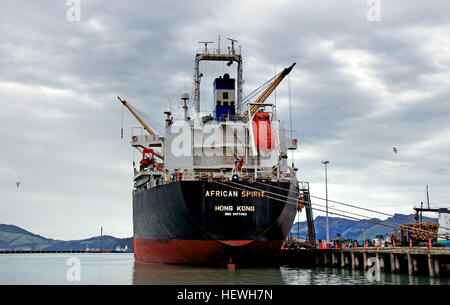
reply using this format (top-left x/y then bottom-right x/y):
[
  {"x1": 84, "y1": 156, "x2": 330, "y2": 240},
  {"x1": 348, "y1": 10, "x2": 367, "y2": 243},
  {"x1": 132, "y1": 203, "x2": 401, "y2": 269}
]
[{"x1": 299, "y1": 182, "x2": 316, "y2": 245}]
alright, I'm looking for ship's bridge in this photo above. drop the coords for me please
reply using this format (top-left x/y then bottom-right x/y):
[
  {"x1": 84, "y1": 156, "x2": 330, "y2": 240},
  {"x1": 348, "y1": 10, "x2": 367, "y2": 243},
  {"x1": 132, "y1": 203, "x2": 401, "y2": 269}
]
[{"x1": 214, "y1": 73, "x2": 236, "y2": 122}]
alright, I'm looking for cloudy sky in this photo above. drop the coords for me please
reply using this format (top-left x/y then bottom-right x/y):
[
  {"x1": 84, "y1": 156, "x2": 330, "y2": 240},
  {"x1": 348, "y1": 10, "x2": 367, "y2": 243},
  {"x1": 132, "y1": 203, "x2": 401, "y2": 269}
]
[{"x1": 1, "y1": 0, "x2": 449, "y2": 240}]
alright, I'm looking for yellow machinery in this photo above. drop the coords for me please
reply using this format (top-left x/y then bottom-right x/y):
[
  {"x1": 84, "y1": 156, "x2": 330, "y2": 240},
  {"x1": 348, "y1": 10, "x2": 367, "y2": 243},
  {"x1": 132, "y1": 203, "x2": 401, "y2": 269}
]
[{"x1": 241, "y1": 62, "x2": 296, "y2": 119}]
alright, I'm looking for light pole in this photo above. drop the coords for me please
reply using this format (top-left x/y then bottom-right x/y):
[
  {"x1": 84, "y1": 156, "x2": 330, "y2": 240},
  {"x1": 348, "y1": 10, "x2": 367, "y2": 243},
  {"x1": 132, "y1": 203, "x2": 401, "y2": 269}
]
[{"x1": 322, "y1": 160, "x2": 330, "y2": 244}]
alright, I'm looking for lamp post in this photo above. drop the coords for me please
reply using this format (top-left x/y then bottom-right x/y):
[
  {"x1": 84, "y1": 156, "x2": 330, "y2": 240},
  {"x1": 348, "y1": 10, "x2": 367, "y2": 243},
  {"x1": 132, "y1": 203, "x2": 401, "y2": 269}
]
[{"x1": 322, "y1": 160, "x2": 330, "y2": 244}]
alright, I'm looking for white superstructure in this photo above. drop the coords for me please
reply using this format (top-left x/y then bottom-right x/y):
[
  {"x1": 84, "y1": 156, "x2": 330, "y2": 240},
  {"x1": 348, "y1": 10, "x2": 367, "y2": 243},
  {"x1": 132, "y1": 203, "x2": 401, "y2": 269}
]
[{"x1": 121, "y1": 40, "x2": 298, "y2": 190}]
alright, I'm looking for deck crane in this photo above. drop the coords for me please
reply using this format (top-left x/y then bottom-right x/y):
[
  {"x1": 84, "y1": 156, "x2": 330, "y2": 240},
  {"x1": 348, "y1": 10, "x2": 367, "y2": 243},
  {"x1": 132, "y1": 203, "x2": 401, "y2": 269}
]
[
  {"x1": 117, "y1": 96, "x2": 164, "y2": 161},
  {"x1": 242, "y1": 62, "x2": 296, "y2": 119}
]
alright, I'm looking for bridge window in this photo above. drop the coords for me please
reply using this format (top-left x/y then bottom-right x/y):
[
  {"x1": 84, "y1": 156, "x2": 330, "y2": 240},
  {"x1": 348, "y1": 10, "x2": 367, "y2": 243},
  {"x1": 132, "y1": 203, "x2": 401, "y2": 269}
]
[{"x1": 223, "y1": 92, "x2": 228, "y2": 100}]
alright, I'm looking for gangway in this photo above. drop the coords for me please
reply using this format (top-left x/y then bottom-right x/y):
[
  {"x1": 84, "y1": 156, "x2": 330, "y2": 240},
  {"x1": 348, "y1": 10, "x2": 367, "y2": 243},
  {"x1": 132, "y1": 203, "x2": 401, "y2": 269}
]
[{"x1": 299, "y1": 182, "x2": 316, "y2": 245}]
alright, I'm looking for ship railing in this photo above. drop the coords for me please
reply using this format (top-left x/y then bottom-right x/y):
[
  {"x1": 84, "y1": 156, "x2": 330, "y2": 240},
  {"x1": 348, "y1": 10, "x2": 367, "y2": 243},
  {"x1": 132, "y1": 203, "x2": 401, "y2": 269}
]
[
  {"x1": 298, "y1": 181, "x2": 310, "y2": 190},
  {"x1": 193, "y1": 172, "x2": 278, "y2": 182},
  {"x1": 240, "y1": 176, "x2": 272, "y2": 182},
  {"x1": 197, "y1": 175, "x2": 229, "y2": 182},
  {"x1": 195, "y1": 48, "x2": 241, "y2": 56}
]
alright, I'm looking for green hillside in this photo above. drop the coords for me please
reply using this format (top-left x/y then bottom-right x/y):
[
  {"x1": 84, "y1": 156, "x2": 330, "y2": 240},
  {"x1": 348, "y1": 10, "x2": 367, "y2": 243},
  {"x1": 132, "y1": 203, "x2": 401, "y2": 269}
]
[{"x1": 0, "y1": 224, "x2": 132, "y2": 250}]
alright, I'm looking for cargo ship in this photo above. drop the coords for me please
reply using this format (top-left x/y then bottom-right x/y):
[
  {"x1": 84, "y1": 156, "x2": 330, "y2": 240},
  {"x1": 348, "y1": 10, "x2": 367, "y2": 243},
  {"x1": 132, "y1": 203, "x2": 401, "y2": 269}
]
[{"x1": 119, "y1": 39, "x2": 301, "y2": 266}]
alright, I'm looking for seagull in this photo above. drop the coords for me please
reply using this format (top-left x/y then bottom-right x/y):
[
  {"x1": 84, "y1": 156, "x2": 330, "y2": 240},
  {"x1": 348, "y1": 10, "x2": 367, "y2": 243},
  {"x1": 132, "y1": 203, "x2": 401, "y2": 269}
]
[
  {"x1": 16, "y1": 181, "x2": 21, "y2": 188},
  {"x1": 392, "y1": 147, "x2": 398, "y2": 154}
]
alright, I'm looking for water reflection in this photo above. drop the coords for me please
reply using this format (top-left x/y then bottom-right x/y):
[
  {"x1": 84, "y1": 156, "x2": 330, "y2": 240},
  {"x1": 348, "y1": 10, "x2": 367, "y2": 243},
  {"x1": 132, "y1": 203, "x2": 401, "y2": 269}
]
[
  {"x1": 133, "y1": 262, "x2": 285, "y2": 285},
  {"x1": 133, "y1": 261, "x2": 450, "y2": 286},
  {"x1": 0, "y1": 254, "x2": 447, "y2": 285}
]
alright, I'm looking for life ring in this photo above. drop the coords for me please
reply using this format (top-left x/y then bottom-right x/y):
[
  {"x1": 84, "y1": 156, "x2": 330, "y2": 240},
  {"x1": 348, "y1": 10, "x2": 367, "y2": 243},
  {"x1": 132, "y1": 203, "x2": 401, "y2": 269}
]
[
  {"x1": 132, "y1": 136, "x2": 138, "y2": 142},
  {"x1": 156, "y1": 164, "x2": 164, "y2": 171}
]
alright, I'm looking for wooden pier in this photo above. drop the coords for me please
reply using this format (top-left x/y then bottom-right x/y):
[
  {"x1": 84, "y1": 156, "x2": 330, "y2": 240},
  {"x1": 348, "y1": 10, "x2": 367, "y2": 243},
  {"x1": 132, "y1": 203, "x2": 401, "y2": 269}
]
[{"x1": 279, "y1": 247, "x2": 450, "y2": 278}]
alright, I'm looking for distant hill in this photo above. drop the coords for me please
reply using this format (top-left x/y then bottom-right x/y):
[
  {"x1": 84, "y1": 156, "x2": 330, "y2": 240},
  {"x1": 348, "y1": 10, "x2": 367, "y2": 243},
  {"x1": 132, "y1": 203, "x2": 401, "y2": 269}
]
[
  {"x1": 0, "y1": 224, "x2": 133, "y2": 250},
  {"x1": 290, "y1": 213, "x2": 438, "y2": 241}
]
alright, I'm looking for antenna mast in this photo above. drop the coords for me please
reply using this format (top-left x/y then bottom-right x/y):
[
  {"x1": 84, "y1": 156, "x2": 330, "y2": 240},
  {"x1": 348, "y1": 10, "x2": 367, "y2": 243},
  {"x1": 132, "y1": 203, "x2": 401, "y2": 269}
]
[
  {"x1": 288, "y1": 74, "x2": 294, "y2": 167},
  {"x1": 194, "y1": 39, "x2": 243, "y2": 114},
  {"x1": 227, "y1": 38, "x2": 238, "y2": 54},
  {"x1": 181, "y1": 93, "x2": 190, "y2": 121},
  {"x1": 218, "y1": 35, "x2": 221, "y2": 54},
  {"x1": 199, "y1": 41, "x2": 214, "y2": 54}
]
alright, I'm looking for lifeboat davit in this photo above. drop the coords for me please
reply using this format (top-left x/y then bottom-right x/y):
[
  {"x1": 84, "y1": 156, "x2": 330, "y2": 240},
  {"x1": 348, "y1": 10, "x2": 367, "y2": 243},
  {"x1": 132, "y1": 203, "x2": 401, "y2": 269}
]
[{"x1": 252, "y1": 112, "x2": 274, "y2": 154}]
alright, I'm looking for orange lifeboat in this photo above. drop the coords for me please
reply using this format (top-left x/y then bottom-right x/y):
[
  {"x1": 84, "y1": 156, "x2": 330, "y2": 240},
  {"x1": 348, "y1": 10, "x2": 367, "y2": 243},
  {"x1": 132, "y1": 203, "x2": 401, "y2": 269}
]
[{"x1": 252, "y1": 112, "x2": 273, "y2": 154}]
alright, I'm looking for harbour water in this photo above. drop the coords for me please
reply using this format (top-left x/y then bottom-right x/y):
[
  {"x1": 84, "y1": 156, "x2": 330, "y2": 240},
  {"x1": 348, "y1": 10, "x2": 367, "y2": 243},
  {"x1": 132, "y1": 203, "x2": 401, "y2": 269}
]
[{"x1": 0, "y1": 253, "x2": 447, "y2": 285}]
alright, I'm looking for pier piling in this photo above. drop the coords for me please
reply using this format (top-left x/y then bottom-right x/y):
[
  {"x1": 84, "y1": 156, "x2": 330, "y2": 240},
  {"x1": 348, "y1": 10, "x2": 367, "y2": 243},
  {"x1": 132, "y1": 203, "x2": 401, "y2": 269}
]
[
  {"x1": 363, "y1": 252, "x2": 368, "y2": 271},
  {"x1": 390, "y1": 253, "x2": 396, "y2": 273},
  {"x1": 407, "y1": 251, "x2": 413, "y2": 275},
  {"x1": 428, "y1": 254, "x2": 435, "y2": 277},
  {"x1": 434, "y1": 258, "x2": 440, "y2": 277},
  {"x1": 278, "y1": 247, "x2": 450, "y2": 278}
]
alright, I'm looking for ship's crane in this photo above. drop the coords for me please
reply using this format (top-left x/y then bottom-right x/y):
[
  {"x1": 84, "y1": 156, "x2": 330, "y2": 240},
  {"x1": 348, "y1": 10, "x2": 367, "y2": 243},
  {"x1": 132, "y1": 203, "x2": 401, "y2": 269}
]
[
  {"x1": 242, "y1": 62, "x2": 296, "y2": 119},
  {"x1": 117, "y1": 96, "x2": 164, "y2": 161},
  {"x1": 118, "y1": 96, "x2": 155, "y2": 136}
]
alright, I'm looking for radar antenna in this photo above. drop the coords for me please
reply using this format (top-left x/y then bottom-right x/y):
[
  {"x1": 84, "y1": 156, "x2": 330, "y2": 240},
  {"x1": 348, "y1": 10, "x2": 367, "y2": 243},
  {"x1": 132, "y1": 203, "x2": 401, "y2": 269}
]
[
  {"x1": 227, "y1": 38, "x2": 238, "y2": 54},
  {"x1": 198, "y1": 41, "x2": 214, "y2": 54}
]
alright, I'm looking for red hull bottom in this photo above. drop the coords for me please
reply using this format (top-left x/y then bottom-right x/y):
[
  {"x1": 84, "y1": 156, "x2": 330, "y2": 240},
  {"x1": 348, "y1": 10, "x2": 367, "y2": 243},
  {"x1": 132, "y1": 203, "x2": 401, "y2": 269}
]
[{"x1": 134, "y1": 238, "x2": 284, "y2": 266}]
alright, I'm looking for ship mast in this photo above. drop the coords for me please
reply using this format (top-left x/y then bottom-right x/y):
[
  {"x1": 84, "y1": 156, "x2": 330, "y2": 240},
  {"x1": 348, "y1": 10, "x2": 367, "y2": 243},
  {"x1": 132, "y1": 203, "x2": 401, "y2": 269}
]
[{"x1": 194, "y1": 38, "x2": 243, "y2": 115}]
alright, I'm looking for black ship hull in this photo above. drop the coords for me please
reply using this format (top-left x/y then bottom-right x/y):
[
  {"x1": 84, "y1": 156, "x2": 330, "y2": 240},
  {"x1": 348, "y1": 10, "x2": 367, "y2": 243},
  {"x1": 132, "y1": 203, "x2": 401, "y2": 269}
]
[{"x1": 133, "y1": 180, "x2": 297, "y2": 266}]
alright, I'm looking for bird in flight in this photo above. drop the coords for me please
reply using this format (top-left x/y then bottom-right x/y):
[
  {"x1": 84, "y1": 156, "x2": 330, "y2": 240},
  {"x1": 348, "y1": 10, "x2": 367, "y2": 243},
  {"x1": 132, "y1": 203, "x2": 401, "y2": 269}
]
[
  {"x1": 392, "y1": 147, "x2": 398, "y2": 154},
  {"x1": 16, "y1": 182, "x2": 21, "y2": 188}
]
